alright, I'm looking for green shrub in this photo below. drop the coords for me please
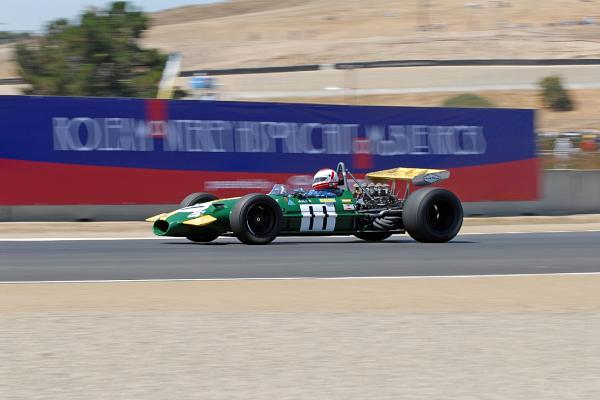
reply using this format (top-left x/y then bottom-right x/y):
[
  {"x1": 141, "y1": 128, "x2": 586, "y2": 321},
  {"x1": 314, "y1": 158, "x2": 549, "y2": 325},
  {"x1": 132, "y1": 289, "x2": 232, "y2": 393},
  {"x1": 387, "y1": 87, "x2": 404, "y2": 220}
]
[
  {"x1": 442, "y1": 93, "x2": 496, "y2": 108},
  {"x1": 538, "y1": 76, "x2": 574, "y2": 111}
]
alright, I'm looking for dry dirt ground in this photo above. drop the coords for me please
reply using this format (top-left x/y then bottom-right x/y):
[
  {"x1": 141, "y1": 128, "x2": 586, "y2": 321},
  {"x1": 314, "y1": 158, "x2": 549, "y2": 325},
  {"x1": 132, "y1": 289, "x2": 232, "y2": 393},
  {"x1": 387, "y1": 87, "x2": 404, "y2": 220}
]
[{"x1": 1, "y1": 276, "x2": 599, "y2": 399}]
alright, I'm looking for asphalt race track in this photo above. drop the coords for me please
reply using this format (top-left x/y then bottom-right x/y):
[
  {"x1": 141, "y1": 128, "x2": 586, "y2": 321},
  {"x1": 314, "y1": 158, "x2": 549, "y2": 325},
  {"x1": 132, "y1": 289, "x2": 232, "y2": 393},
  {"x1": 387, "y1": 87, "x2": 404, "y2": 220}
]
[{"x1": 0, "y1": 231, "x2": 599, "y2": 282}]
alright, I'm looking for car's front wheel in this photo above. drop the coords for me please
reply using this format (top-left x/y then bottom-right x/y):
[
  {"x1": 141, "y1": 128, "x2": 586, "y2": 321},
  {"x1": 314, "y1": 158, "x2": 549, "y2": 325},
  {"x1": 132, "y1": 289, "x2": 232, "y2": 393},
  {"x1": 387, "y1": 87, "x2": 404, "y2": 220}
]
[
  {"x1": 180, "y1": 192, "x2": 218, "y2": 208},
  {"x1": 230, "y1": 194, "x2": 282, "y2": 245},
  {"x1": 180, "y1": 192, "x2": 219, "y2": 243}
]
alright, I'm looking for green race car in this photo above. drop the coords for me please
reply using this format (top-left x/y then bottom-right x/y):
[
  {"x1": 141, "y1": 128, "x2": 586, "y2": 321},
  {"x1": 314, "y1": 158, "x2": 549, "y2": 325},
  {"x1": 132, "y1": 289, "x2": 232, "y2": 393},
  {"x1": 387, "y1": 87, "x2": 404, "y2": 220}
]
[{"x1": 146, "y1": 162, "x2": 463, "y2": 244}]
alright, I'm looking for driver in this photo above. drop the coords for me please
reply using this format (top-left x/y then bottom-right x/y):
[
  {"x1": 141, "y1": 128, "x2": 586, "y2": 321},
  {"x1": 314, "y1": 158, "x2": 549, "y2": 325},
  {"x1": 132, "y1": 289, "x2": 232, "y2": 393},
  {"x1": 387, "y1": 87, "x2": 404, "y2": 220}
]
[{"x1": 306, "y1": 168, "x2": 343, "y2": 198}]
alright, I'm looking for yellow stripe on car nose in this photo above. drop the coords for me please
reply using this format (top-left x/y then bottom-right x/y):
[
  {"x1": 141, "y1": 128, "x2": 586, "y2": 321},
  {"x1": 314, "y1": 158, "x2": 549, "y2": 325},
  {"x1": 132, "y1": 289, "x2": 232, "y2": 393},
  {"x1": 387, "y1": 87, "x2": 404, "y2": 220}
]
[
  {"x1": 145, "y1": 213, "x2": 167, "y2": 222},
  {"x1": 182, "y1": 215, "x2": 217, "y2": 226}
]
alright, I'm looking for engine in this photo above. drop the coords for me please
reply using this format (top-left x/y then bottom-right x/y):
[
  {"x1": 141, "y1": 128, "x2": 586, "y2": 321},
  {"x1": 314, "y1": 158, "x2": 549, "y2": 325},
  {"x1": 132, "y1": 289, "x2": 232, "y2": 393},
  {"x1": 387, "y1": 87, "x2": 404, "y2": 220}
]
[
  {"x1": 354, "y1": 183, "x2": 401, "y2": 210},
  {"x1": 353, "y1": 183, "x2": 403, "y2": 232}
]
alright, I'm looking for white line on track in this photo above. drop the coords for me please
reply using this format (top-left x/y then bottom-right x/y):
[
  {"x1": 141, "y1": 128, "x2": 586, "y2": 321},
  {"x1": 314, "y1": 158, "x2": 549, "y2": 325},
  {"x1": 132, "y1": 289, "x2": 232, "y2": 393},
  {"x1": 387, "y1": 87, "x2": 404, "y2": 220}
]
[
  {"x1": 460, "y1": 229, "x2": 600, "y2": 235},
  {"x1": 0, "y1": 230, "x2": 599, "y2": 241},
  {"x1": 0, "y1": 236, "x2": 178, "y2": 242},
  {"x1": 2, "y1": 271, "x2": 600, "y2": 285}
]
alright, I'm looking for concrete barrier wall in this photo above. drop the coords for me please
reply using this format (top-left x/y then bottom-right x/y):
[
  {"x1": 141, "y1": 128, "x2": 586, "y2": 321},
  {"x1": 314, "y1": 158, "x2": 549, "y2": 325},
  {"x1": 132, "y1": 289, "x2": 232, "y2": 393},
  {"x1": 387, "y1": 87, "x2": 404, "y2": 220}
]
[
  {"x1": 0, "y1": 170, "x2": 598, "y2": 221},
  {"x1": 543, "y1": 169, "x2": 600, "y2": 213},
  {"x1": 464, "y1": 169, "x2": 600, "y2": 216}
]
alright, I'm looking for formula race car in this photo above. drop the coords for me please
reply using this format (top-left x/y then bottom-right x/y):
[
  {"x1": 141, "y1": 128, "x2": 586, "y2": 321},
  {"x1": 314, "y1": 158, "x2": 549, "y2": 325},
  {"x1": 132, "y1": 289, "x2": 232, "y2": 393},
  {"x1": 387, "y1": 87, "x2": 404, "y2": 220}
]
[{"x1": 146, "y1": 162, "x2": 463, "y2": 244}]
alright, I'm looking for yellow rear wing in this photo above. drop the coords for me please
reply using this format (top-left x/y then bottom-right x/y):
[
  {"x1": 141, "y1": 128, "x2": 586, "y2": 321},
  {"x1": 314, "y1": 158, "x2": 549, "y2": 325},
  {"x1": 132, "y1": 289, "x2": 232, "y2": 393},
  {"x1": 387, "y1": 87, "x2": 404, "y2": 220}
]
[{"x1": 366, "y1": 167, "x2": 450, "y2": 186}]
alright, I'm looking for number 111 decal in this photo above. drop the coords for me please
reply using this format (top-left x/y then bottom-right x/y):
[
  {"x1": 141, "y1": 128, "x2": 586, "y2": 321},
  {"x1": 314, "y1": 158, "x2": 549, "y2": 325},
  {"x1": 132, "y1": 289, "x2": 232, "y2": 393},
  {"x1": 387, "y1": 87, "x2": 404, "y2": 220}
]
[{"x1": 299, "y1": 204, "x2": 337, "y2": 232}]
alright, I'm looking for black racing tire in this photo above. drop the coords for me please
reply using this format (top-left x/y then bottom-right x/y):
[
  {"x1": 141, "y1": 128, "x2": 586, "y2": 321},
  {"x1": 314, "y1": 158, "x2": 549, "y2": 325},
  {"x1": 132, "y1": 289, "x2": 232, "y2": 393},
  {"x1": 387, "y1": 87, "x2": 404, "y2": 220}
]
[
  {"x1": 186, "y1": 232, "x2": 220, "y2": 243},
  {"x1": 230, "y1": 194, "x2": 282, "y2": 245},
  {"x1": 181, "y1": 193, "x2": 220, "y2": 243},
  {"x1": 403, "y1": 188, "x2": 463, "y2": 243},
  {"x1": 354, "y1": 231, "x2": 393, "y2": 241},
  {"x1": 180, "y1": 192, "x2": 218, "y2": 208}
]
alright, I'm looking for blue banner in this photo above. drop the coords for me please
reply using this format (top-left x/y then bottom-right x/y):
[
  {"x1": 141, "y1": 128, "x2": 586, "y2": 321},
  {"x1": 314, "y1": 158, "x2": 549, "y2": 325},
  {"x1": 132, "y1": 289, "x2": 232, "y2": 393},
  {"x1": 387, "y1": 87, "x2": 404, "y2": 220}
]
[{"x1": 0, "y1": 95, "x2": 537, "y2": 204}]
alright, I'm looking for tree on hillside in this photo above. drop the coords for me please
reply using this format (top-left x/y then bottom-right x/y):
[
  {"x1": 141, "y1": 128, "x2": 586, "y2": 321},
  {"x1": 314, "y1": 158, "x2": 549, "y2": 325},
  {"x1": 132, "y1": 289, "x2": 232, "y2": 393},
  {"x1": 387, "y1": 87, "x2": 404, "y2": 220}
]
[
  {"x1": 15, "y1": 1, "x2": 166, "y2": 97},
  {"x1": 538, "y1": 76, "x2": 574, "y2": 112}
]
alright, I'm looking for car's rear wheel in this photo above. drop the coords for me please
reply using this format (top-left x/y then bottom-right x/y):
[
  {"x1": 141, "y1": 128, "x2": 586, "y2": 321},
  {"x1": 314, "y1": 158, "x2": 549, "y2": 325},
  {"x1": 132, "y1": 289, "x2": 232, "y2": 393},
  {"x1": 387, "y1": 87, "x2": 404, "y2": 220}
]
[
  {"x1": 403, "y1": 188, "x2": 463, "y2": 243},
  {"x1": 230, "y1": 194, "x2": 282, "y2": 245},
  {"x1": 180, "y1": 192, "x2": 217, "y2": 208},
  {"x1": 354, "y1": 231, "x2": 393, "y2": 241}
]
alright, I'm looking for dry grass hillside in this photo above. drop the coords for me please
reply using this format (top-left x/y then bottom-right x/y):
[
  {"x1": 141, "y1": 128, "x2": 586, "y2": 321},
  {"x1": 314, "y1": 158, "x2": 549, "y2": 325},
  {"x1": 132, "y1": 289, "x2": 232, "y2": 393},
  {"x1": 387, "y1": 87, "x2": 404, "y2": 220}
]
[
  {"x1": 152, "y1": 0, "x2": 308, "y2": 26},
  {"x1": 142, "y1": 0, "x2": 600, "y2": 70},
  {"x1": 3, "y1": 0, "x2": 600, "y2": 75}
]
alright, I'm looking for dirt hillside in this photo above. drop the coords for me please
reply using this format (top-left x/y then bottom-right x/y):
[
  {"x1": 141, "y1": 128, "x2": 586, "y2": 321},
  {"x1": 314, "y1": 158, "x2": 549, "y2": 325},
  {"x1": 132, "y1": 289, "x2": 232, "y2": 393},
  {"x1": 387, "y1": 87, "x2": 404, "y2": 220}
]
[
  {"x1": 4, "y1": 0, "x2": 600, "y2": 75},
  {"x1": 143, "y1": 0, "x2": 600, "y2": 70}
]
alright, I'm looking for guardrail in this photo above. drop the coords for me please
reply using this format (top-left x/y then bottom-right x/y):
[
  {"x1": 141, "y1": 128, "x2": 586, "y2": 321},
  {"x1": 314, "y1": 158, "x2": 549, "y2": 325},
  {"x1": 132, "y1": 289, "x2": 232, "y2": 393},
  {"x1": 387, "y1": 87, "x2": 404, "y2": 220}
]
[
  {"x1": 335, "y1": 59, "x2": 600, "y2": 70},
  {"x1": 4, "y1": 58, "x2": 600, "y2": 84},
  {"x1": 180, "y1": 64, "x2": 321, "y2": 76},
  {"x1": 184, "y1": 58, "x2": 600, "y2": 76},
  {"x1": 0, "y1": 78, "x2": 25, "y2": 85}
]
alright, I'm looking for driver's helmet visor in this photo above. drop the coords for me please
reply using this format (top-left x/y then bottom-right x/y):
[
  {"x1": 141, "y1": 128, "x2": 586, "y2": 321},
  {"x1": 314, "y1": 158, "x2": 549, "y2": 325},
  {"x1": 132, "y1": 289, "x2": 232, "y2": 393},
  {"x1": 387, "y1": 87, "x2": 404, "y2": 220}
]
[{"x1": 313, "y1": 177, "x2": 328, "y2": 183}]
